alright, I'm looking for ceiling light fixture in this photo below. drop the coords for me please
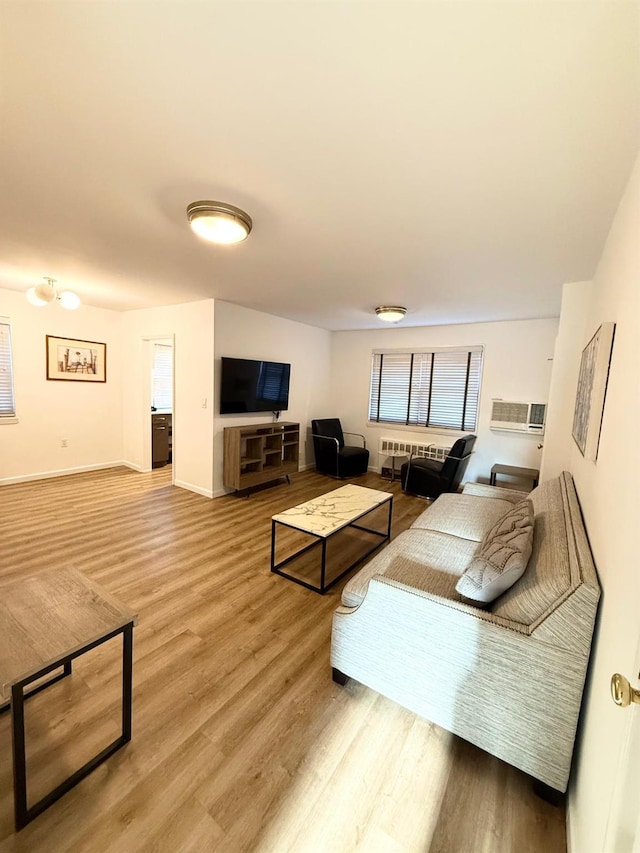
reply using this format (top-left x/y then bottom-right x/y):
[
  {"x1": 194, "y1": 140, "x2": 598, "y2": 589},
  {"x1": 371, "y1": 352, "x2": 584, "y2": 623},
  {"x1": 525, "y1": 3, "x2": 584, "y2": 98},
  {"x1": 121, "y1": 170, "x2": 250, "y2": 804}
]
[
  {"x1": 26, "y1": 277, "x2": 81, "y2": 310},
  {"x1": 186, "y1": 200, "x2": 252, "y2": 245},
  {"x1": 375, "y1": 306, "x2": 407, "y2": 323}
]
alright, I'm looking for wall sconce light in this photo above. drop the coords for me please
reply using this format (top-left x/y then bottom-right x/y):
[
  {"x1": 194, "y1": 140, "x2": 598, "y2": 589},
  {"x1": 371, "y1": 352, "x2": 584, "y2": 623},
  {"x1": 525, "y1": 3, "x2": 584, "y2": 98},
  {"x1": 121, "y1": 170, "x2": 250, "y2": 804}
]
[{"x1": 26, "y1": 278, "x2": 81, "y2": 310}]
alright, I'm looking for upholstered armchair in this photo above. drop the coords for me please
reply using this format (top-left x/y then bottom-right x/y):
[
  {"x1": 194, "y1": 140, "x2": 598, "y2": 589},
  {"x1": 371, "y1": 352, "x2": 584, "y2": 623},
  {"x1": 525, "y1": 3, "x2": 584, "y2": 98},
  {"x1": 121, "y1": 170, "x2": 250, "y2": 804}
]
[
  {"x1": 311, "y1": 419, "x2": 370, "y2": 478},
  {"x1": 401, "y1": 434, "x2": 476, "y2": 499}
]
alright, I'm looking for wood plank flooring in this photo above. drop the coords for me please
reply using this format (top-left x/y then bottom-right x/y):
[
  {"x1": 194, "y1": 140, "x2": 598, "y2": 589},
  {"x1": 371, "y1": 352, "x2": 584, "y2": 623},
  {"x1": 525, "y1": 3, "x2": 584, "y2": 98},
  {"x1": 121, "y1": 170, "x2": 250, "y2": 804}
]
[{"x1": 0, "y1": 467, "x2": 567, "y2": 852}]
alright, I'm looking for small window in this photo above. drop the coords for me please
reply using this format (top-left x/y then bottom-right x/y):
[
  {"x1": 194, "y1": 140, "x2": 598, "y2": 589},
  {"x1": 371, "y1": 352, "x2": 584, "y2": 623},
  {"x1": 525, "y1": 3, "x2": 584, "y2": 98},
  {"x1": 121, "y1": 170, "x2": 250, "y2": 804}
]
[
  {"x1": 369, "y1": 346, "x2": 483, "y2": 431},
  {"x1": 152, "y1": 344, "x2": 173, "y2": 410},
  {"x1": 0, "y1": 319, "x2": 16, "y2": 420}
]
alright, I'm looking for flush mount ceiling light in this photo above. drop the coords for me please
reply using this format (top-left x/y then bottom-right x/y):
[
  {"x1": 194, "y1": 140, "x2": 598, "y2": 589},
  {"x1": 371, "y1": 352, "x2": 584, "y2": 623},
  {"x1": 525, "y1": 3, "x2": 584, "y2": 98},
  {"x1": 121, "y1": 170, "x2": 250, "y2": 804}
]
[
  {"x1": 26, "y1": 277, "x2": 81, "y2": 310},
  {"x1": 186, "y1": 200, "x2": 252, "y2": 245},
  {"x1": 375, "y1": 306, "x2": 407, "y2": 323}
]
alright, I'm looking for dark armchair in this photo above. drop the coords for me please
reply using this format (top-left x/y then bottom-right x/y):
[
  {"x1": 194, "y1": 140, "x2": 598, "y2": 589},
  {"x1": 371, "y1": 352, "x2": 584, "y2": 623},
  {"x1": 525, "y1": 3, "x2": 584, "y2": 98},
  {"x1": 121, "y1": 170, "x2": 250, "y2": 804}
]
[
  {"x1": 311, "y1": 418, "x2": 370, "y2": 478},
  {"x1": 401, "y1": 434, "x2": 476, "y2": 499}
]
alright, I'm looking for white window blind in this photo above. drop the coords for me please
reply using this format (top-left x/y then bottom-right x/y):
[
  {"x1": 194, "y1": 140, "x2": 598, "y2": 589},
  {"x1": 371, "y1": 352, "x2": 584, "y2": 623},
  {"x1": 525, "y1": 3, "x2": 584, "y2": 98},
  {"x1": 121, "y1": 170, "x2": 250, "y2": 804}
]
[
  {"x1": 0, "y1": 320, "x2": 16, "y2": 419},
  {"x1": 369, "y1": 347, "x2": 482, "y2": 431},
  {"x1": 152, "y1": 344, "x2": 173, "y2": 410}
]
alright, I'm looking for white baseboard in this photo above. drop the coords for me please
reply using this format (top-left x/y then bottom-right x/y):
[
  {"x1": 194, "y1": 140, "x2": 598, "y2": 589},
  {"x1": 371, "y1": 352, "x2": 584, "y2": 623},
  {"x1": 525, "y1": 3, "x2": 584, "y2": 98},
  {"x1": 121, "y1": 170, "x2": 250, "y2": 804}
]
[
  {"x1": 121, "y1": 461, "x2": 147, "y2": 473},
  {"x1": 174, "y1": 479, "x2": 213, "y2": 499},
  {"x1": 0, "y1": 461, "x2": 126, "y2": 486}
]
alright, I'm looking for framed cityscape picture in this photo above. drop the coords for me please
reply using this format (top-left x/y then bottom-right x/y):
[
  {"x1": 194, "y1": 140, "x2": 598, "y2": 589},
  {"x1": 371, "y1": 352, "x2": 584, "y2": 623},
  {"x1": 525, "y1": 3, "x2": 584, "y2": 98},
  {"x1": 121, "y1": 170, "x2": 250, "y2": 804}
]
[
  {"x1": 571, "y1": 322, "x2": 615, "y2": 460},
  {"x1": 46, "y1": 335, "x2": 107, "y2": 382}
]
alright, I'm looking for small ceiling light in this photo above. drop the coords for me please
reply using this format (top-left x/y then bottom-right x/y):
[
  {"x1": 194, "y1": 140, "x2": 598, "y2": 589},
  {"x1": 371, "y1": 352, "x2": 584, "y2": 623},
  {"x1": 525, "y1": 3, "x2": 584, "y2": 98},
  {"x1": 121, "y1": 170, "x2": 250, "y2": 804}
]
[
  {"x1": 26, "y1": 277, "x2": 81, "y2": 310},
  {"x1": 375, "y1": 306, "x2": 407, "y2": 323},
  {"x1": 58, "y1": 290, "x2": 81, "y2": 310},
  {"x1": 186, "y1": 200, "x2": 252, "y2": 245}
]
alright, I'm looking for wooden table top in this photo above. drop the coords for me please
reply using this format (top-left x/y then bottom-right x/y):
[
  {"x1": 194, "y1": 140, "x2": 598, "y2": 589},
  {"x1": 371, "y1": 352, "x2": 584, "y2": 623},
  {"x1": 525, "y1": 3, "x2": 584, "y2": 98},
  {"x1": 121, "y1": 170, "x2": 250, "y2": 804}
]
[
  {"x1": 0, "y1": 568, "x2": 137, "y2": 700},
  {"x1": 490, "y1": 463, "x2": 540, "y2": 478}
]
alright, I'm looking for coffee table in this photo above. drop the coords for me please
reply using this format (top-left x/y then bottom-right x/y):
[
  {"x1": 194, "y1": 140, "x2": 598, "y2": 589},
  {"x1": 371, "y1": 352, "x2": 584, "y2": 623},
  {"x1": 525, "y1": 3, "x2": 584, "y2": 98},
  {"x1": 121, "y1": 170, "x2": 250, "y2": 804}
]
[
  {"x1": 271, "y1": 484, "x2": 393, "y2": 594},
  {"x1": 0, "y1": 568, "x2": 137, "y2": 830}
]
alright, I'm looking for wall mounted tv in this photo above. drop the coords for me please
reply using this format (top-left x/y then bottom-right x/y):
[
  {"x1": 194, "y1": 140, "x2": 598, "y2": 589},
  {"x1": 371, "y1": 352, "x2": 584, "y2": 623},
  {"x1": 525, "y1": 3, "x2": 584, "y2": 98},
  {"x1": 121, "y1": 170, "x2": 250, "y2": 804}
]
[{"x1": 220, "y1": 357, "x2": 291, "y2": 415}]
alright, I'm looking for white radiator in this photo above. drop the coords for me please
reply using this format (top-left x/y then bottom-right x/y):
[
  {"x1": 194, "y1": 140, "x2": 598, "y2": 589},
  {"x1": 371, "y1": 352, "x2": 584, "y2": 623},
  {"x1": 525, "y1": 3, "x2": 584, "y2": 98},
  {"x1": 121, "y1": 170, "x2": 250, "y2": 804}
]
[{"x1": 378, "y1": 437, "x2": 451, "y2": 462}]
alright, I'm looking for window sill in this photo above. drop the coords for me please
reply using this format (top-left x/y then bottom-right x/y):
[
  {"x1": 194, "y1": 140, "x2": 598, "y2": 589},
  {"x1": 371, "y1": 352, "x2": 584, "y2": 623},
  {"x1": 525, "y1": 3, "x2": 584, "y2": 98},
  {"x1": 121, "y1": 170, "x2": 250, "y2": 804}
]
[{"x1": 0, "y1": 416, "x2": 19, "y2": 425}]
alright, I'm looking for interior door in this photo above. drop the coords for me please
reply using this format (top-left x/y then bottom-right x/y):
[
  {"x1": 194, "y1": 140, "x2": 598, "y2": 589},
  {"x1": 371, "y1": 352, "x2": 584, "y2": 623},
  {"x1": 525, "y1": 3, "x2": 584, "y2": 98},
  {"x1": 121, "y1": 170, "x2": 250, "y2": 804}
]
[{"x1": 604, "y1": 633, "x2": 640, "y2": 852}]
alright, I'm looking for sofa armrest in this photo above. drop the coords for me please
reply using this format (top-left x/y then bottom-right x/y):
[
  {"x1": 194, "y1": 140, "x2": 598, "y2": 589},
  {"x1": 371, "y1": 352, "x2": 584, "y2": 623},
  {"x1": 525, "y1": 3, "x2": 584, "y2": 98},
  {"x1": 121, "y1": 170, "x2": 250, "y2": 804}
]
[{"x1": 331, "y1": 575, "x2": 591, "y2": 792}]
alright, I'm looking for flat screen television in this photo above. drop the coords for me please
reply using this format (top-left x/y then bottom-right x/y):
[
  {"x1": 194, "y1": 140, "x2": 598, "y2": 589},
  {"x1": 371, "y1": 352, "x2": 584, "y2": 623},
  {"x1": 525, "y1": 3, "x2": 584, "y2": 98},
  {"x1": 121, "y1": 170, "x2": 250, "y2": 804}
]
[{"x1": 220, "y1": 357, "x2": 291, "y2": 414}]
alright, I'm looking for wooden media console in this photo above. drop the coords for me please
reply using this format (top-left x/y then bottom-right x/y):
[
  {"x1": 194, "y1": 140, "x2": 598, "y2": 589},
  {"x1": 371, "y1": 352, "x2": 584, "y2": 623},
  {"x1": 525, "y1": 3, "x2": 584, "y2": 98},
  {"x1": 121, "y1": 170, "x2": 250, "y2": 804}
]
[{"x1": 223, "y1": 421, "x2": 300, "y2": 492}]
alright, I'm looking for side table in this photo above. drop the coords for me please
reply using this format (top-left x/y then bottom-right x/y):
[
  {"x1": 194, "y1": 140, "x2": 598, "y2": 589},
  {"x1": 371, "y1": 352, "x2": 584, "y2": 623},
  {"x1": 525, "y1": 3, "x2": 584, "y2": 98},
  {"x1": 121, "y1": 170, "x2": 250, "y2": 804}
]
[
  {"x1": 378, "y1": 450, "x2": 408, "y2": 482},
  {"x1": 490, "y1": 463, "x2": 540, "y2": 491},
  {"x1": 0, "y1": 568, "x2": 137, "y2": 831}
]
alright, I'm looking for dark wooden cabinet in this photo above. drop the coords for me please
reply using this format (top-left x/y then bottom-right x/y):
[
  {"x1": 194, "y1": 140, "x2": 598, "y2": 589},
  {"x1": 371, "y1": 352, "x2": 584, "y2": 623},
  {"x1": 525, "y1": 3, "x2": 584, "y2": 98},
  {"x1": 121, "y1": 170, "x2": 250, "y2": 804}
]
[
  {"x1": 152, "y1": 413, "x2": 172, "y2": 468},
  {"x1": 223, "y1": 422, "x2": 299, "y2": 491}
]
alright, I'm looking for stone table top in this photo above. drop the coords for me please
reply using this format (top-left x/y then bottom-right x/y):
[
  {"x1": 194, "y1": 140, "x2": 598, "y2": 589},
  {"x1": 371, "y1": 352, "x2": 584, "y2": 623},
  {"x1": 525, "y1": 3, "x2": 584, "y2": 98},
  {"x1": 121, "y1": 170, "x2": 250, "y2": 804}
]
[{"x1": 272, "y1": 483, "x2": 392, "y2": 537}]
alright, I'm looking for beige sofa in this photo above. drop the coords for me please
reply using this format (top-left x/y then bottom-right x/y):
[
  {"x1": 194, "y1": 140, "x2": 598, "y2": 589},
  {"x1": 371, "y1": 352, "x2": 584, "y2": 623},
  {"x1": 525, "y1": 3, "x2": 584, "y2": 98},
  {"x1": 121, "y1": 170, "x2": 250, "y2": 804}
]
[{"x1": 331, "y1": 471, "x2": 600, "y2": 792}]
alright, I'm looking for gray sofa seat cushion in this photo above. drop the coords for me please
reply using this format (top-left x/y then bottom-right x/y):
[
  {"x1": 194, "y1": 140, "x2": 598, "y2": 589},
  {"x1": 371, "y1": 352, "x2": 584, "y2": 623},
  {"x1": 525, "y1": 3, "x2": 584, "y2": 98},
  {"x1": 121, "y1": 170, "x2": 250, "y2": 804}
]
[
  {"x1": 411, "y1": 492, "x2": 516, "y2": 542},
  {"x1": 341, "y1": 529, "x2": 479, "y2": 608},
  {"x1": 491, "y1": 478, "x2": 572, "y2": 624}
]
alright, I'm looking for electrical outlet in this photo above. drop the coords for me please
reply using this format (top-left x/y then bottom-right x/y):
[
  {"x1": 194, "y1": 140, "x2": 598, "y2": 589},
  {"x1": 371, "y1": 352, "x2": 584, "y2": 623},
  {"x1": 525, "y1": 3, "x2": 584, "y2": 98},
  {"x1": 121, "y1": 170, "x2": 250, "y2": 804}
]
[{"x1": 61, "y1": 439, "x2": 68, "y2": 448}]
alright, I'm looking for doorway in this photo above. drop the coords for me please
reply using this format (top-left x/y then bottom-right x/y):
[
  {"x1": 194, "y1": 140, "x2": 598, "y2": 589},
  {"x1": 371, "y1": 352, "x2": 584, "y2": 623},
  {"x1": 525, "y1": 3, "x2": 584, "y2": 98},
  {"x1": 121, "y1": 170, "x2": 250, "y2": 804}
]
[{"x1": 142, "y1": 335, "x2": 175, "y2": 480}]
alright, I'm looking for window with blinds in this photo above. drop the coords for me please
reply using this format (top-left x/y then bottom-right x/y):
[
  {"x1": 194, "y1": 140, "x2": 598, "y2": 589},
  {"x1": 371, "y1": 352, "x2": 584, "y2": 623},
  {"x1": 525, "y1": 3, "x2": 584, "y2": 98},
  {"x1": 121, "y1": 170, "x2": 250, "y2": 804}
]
[
  {"x1": 152, "y1": 344, "x2": 173, "y2": 410},
  {"x1": 368, "y1": 347, "x2": 483, "y2": 430},
  {"x1": 0, "y1": 320, "x2": 16, "y2": 419}
]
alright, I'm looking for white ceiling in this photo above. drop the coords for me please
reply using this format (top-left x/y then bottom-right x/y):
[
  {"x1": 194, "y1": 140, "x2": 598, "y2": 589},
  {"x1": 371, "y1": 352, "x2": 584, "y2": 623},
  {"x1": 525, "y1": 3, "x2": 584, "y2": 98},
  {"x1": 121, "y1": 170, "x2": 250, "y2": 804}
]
[{"x1": 1, "y1": 1, "x2": 638, "y2": 331}]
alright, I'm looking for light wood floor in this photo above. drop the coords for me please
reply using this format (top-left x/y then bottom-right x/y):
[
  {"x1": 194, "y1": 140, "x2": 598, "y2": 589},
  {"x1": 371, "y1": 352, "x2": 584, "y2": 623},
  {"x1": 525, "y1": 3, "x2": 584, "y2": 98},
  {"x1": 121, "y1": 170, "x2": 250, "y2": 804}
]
[{"x1": 0, "y1": 467, "x2": 566, "y2": 852}]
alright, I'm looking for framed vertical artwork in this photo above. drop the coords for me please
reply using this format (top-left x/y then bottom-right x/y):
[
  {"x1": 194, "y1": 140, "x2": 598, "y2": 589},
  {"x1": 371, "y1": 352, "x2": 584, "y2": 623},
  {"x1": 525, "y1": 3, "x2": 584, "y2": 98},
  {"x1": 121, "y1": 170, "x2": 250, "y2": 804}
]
[
  {"x1": 571, "y1": 322, "x2": 615, "y2": 460},
  {"x1": 46, "y1": 335, "x2": 107, "y2": 383}
]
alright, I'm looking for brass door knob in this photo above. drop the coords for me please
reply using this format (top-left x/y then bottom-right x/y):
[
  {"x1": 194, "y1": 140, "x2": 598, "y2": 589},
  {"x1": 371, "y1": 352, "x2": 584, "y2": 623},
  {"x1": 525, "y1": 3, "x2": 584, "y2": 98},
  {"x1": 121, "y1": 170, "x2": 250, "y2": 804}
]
[{"x1": 611, "y1": 673, "x2": 640, "y2": 707}]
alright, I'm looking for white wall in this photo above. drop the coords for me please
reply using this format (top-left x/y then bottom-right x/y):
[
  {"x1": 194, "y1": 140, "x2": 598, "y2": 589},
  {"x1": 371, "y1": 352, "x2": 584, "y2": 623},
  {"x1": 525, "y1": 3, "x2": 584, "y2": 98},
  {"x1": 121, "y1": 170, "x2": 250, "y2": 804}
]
[
  {"x1": 213, "y1": 301, "x2": 332, "y2": 496},
  {"x1": 540, "y1": 281, "x2": 594, "y2": 482},
  {"x1": 0, "y1": 287, "x2": 123, "y2": 483},
  {"x1": 558, "y1": 154, "x2": 640, "y2": 853},
  {"x1": 121, "y1": 300, "x2": 215, "y2": 497},
  {"x1": 331, "y1": 318, "x2": 558, "y2": 485}
]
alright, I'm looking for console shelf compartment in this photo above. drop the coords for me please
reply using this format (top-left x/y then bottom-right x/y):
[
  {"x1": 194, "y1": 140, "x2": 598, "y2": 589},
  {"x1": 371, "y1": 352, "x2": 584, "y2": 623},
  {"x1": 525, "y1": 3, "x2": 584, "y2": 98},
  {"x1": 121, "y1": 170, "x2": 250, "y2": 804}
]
[{"x1": 223, "y1": 422, "x2": 300, "y2": 491}]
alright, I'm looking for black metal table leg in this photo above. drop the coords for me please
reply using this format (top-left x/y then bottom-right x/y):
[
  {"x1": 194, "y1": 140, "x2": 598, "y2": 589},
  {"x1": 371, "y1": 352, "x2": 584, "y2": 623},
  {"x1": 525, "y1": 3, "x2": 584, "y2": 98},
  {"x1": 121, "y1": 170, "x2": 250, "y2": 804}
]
[
  {"x1": 1, "y1": 662, "x2": 73, "y2": 717},
  {"x1": 10, "y1": 621, "x2": 135, "y2": 831},
  {"x1": 11, "y1": 683, "x2": 27, "y2": 830},
  {"x1": 122, "y1": 623, "x2": 133, "y2": 742},
  {"x1": 270, "y1": 519, "x2": 276, "y2": 573},
  {"x1": 320, "y1": 538, "x2": 327, "y2": 593}
]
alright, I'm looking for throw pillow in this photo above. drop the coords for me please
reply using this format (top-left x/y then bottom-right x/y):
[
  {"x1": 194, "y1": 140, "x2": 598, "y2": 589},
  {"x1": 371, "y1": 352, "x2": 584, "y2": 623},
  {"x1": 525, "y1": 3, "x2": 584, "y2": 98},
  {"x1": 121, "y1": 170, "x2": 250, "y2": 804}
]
[{"x1": 456, "y1": 498, "x2": 534, "y2": 604}]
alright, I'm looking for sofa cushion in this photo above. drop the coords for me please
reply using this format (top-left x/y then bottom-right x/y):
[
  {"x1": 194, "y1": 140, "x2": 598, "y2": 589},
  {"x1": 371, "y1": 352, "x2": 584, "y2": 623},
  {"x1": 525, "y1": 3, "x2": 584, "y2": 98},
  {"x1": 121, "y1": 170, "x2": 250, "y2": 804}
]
[
  {"x1": 491, "y1": 478, "x2": 572, "y2": 624},
  {"x1": 411, "y1": 492, "x2": 517, "y2": 542},
  {"x1": 455, "y1": 499, "x2": 534, "y2": 604},
  {"x1": 341, "y1": 529, "x2": 479, "y2": 608}
]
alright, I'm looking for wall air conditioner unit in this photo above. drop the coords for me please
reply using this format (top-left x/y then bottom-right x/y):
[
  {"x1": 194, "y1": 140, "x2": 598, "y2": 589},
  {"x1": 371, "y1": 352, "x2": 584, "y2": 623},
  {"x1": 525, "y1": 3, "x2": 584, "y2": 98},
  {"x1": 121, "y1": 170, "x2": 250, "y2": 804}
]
[{"x1": 490, "y1": 399, "x2": 547, "y2": 435}]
